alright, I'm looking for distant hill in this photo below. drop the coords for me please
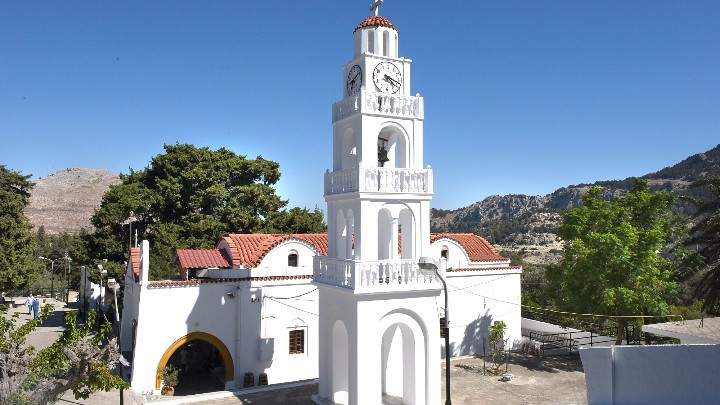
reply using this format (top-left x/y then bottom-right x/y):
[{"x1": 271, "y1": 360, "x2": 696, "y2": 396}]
[
  {"x1": 431, "y1": 144, "x2": 720, "y2": 264},
  {"x1": 25, "y1": 168, "x2": 120, "y2": 234}
]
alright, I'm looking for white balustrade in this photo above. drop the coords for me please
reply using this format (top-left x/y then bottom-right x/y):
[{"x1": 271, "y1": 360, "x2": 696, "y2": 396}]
[
  {"x1": 324, "y1": 167, "x2": 433, "y2": 195},
  {"x1": 332, "y1": 90, "x2": 424, "y2": 122},
  {"x1": 314, "y1": 257, "x2": 440, "y2": 293}
]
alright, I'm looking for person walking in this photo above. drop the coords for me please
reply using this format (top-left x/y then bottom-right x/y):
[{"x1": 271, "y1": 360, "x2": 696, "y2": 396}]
[
  {"x1": 25, "y1": 294, "x2": 34, "y2": 315},
  {"x1": 32, "y1": 296, "x2": 40, "y2": 320}
]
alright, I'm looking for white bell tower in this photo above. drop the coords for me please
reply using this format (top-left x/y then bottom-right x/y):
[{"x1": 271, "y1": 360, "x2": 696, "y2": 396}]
[{"x1": 314, "y1": 2, "x2": 441, "y2": 404}]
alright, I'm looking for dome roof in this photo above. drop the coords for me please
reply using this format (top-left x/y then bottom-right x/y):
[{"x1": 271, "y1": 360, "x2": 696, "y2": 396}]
[{"x1": 354, "y1": 15, "x2": 396, "y2": 33}]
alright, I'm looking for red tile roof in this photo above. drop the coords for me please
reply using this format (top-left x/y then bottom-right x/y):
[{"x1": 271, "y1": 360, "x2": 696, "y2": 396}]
[
  {"x1": 177, "y1": 249, "x2": 231, "y2": 270},
  {"x1": 220, "y1": 233, "x2": 328, "y2": 268},
  {"x1": 129, "y1": 247, "x2": 141, "y2": 278},
  {"x1": 354, "y1": 15, "x2": 396, "y2": 33},
  {"x1": 430, "y1": 233, "x2": 507, "y2": 262},
  {"x1": 148, "y1": 274, "x2": 313, "y2": 289},
  {"x1": 174, "y1": 233, "x2": 505, "y2": 272}
]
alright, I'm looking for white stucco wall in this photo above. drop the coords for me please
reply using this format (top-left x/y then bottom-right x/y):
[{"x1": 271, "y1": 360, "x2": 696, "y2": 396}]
[
  {"x1": 580, "y1": 344, "x2": 720, "y2": 405},
  {"x1": 316, "y1": 284, "x2": 441, "y2": 405},
  {"x1": 128, "y1": 277, "x2": 319, "y2": 394},
  {"x1": 442, "y1": 270, "x2": 522, "y2": 356}
]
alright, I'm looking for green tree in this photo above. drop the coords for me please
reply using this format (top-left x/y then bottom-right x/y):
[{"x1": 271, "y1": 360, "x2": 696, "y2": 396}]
[
  {"x1": 89, "y1": 144, "x2": 326, "y2": 280},
  {"x1": 0, "y1": 165, "x2": 41, "y2": 292},
  {"x1": 0, "y1": 305, "x2": 125, "y2": 404},
  {"x1": 683, "y1": 177, "x2": 720, "y2": 314},
  {"x1": 547, "y1": 180, "x2": 678, "y2": 343}
]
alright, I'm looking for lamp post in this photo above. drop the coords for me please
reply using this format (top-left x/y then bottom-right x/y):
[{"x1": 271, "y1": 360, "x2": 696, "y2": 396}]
[
  {"x1": 106, "y1": 278, "x2": 125, "y2": 405},
  {"x1": 418, "y1": 256, "x2": 452, "y2": 405},
  {"x1": 96, "y1": 265, "x2": 108, "y2": 330},
  {"x1": 64, "y1": 254, "x2": 72, "y2": 303}
]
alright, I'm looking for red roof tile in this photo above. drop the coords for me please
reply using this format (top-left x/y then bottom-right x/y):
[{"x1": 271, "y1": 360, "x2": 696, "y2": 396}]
[
  {"x1": 177, "y1": 249, "x2": 231, "y2": 270},
  {"x1": 354, "y1": 15, "x2": 396, "y2": 33},
  {"x1": 147, "y1": 274, "x2": 313, "y2": 289},
  {"x1": 175, "y1": 232, "x2": 504, "y2": 272},
  {"x1": 129, "y1": 247, "x2": 141, "y2": 278},
  {"x1": 220, "y1": 234, "x2": 328, "y2": 268},
  {"x1": 430, "y1": 233, "x2": 507, "y2": 262}
]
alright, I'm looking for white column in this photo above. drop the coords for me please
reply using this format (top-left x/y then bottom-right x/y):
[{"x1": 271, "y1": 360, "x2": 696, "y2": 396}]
[{"x1": 391, "y1": 217, "x2": 399, "y2": 260}]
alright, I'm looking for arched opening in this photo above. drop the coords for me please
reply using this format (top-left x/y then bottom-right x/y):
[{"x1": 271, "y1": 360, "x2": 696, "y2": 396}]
[
  {"x1": 377, "y1": 208, "x2": 394, "y2": 260},
  {"x1": 336, "y1": 210, "x2": 347, "y2": 259},
  {"x1": 345, "y1": 209, "x2": 355, "y2": 259},
  {"x1": 378, "y1": 126, "x2": 407, "y2": 168},
  {"x1": 331, "y1": 320, "x2": 349, "y2": 404},
  {"x1": 155, "y1": 331, "x2": 234, "y2": 394},
  {"x1": 288, "y1": 250, "x2": 298, "y2": 267},
  {"x1": 341, "y1": 128, "x2": 356, "y2": 170},
  {"x1": 399, "y1": 208, "x2": 414, "y2": 259},
  {"x1": 441, "y1": 246, "x2": 449, "y2": 261},
  {"x1": 367, "y1": 30, "x2": 375, "y2": 54},
  {"x1": 382, "y1": 31, "x2": 390, "y2": 56},
  {"x1": 379, "y1": 314, "x2": 426, "y2": 405}
]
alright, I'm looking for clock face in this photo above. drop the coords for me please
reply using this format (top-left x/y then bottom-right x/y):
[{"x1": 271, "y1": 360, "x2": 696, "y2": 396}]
[
  {"x1": 346, "y1": 65, "x2": 362, "y2": 96},
  {"x1": 372, "y1": 62, "x2": 402, "y2": 94}
]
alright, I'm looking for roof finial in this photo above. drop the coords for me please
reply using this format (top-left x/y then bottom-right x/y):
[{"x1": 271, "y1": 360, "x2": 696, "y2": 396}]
[{"x1": 369, "y1": 0, "x2": 383, "y2": 16}]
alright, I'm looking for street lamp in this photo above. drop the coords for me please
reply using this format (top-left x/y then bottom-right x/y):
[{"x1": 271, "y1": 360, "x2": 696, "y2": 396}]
[
  {"x1": 106, "y1": 277, "x2": 126, "y2": 405},
  {"x1": 64, "y1": 254, "x2": 72, "y2": 303},
  {"x1": 96, "y1": 265, "x2": 108, "y2": 330},
  {"x1": 418, "y1": 256, "x2": 452, "y2": 405},
  {"x1": 106, "y1": 278, "x2": 120, "y2": 324}
]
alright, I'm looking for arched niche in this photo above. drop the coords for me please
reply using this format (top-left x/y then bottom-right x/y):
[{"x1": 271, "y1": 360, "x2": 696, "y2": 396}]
[
  {"x1": 331, "y1": 320, "x2": 349, "y2": 404},
  {"x1": 378, "y1": 311, "x2": 427, "y2": 405},
  {"x1": 341, "y1": 128, "x2": 356, "y2": 170},
  {"x1": 399, "y1": 208, "x2": 415, "y2": 259},
  {"x1": 336, "y1": 210, "x2": 348, "y2": 260},
  {"x1": 377, "y1": 208, "x2": 394, "y2": 260},
  {"x1": 345, "y1": 208, "x2": 355, "y2": 259}
]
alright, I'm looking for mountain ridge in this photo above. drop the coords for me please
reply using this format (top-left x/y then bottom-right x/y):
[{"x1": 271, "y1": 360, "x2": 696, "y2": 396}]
[
  {"x1": 25, "y1": 168, "x2": 120, "y2": 234},
  {"x1": 431, "y1": 144, "x2": 720, "y2": 264}
]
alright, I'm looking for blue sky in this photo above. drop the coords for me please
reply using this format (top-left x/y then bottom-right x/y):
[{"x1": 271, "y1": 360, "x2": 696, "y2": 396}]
[{"x1": 1, "y1": 1, "x2": 718, "y2": 210}]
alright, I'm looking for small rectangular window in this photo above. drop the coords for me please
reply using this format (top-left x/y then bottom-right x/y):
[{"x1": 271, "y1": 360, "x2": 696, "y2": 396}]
[
  {"x1": 288, "y1": 253, "x2": 298, "y2": 267},
  {"x1": 289, "y1": 329, "x2": 305, "y2": 354}
]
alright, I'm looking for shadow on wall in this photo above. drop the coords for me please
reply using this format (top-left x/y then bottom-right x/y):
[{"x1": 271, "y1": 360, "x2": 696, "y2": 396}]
[
  {"x1": 155, "y1": 282, "x2": 250, "y2": 395},
  {"x1": 443, "y1": 310, "x2": 494, "y2": 358}
]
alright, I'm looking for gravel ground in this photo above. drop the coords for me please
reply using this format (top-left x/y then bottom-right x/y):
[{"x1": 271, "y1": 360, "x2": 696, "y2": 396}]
[
  {"x1": 443, "y1": 353, "x2": 587, "y2": 405},
  {"x1": 163, "y1": 353, "x2": 586, "y2": 405}
]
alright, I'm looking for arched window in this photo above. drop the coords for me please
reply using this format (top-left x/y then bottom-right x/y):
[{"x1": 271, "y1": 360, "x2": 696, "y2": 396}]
[
  {"x1": 441, "y1": 246, "x2": 449, "y2": 260},
  {"x1": 382, "y1": 31, "x2": 390, "y2": 56},
  {"x1": 288, "y1": 251, "x2": 299, "y2": 267}
]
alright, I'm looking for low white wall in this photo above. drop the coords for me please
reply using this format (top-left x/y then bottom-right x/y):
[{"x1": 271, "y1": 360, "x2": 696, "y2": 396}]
[{"x1": 580, "y1": 344, "x2": 720, "y2": 405}]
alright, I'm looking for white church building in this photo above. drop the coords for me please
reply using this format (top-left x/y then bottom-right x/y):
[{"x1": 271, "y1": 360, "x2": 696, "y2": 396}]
[{"x1": 121, "y1": 5, "x2": 522, "y2": 404}]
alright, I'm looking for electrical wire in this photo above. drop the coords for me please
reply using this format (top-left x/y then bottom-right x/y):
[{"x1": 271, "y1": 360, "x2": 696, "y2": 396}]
[
  {"x1": 264, "y1": 296, "x2": 318, "y2": 317},
  {"x1": 446, "y1": 281, "x2": 684, "y2": 321},
  {"x1": 264, "y1": 288, "x2": 318, "y2": 300}
]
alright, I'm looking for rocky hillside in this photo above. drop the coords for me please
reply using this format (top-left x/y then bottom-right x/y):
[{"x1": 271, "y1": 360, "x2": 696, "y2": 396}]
[
  {"x1": 25, "y1": 168, "x2": 120, "y2": 234},
  {"x1": 432, "y1": 144, "x2": 720, "y2": 264}
]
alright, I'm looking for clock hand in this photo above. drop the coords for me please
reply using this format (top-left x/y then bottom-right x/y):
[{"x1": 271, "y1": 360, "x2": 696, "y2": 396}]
[{"x1": 384, "y1": 74, "x2": 400, "y2": 87}]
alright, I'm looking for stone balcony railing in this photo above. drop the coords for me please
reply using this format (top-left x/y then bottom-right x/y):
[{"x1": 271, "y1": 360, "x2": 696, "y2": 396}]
[
  {"x1": 324, "y1": 167, "x2": 433, "y2": 196},
  {"x1": 332, "y1": 90, "x2": 424, "y2": 122},
  {"x1": 314, "y1": 257, "x2": 441, "y2": 293}
]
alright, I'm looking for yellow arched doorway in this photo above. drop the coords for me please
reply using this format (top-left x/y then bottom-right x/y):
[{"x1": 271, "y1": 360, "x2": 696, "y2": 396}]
[{"x1": 155, "y1": 331, "x2": 234, "y2": 390}]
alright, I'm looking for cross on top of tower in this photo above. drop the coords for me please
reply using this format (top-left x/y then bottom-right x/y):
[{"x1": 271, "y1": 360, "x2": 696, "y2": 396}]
[{"x1": 369, "y1": 0, "x2": 384, "y2": 16}]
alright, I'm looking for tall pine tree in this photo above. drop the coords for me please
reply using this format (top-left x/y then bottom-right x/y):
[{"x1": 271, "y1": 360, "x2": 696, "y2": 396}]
[{"x1": 0, "y1": 165, "x2": 41, "y2": 291}]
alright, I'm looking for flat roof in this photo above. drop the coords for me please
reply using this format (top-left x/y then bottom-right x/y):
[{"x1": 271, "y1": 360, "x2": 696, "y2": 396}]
[{"x1": 642, "y1": 317, "x2": 720, "y2": 343}]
